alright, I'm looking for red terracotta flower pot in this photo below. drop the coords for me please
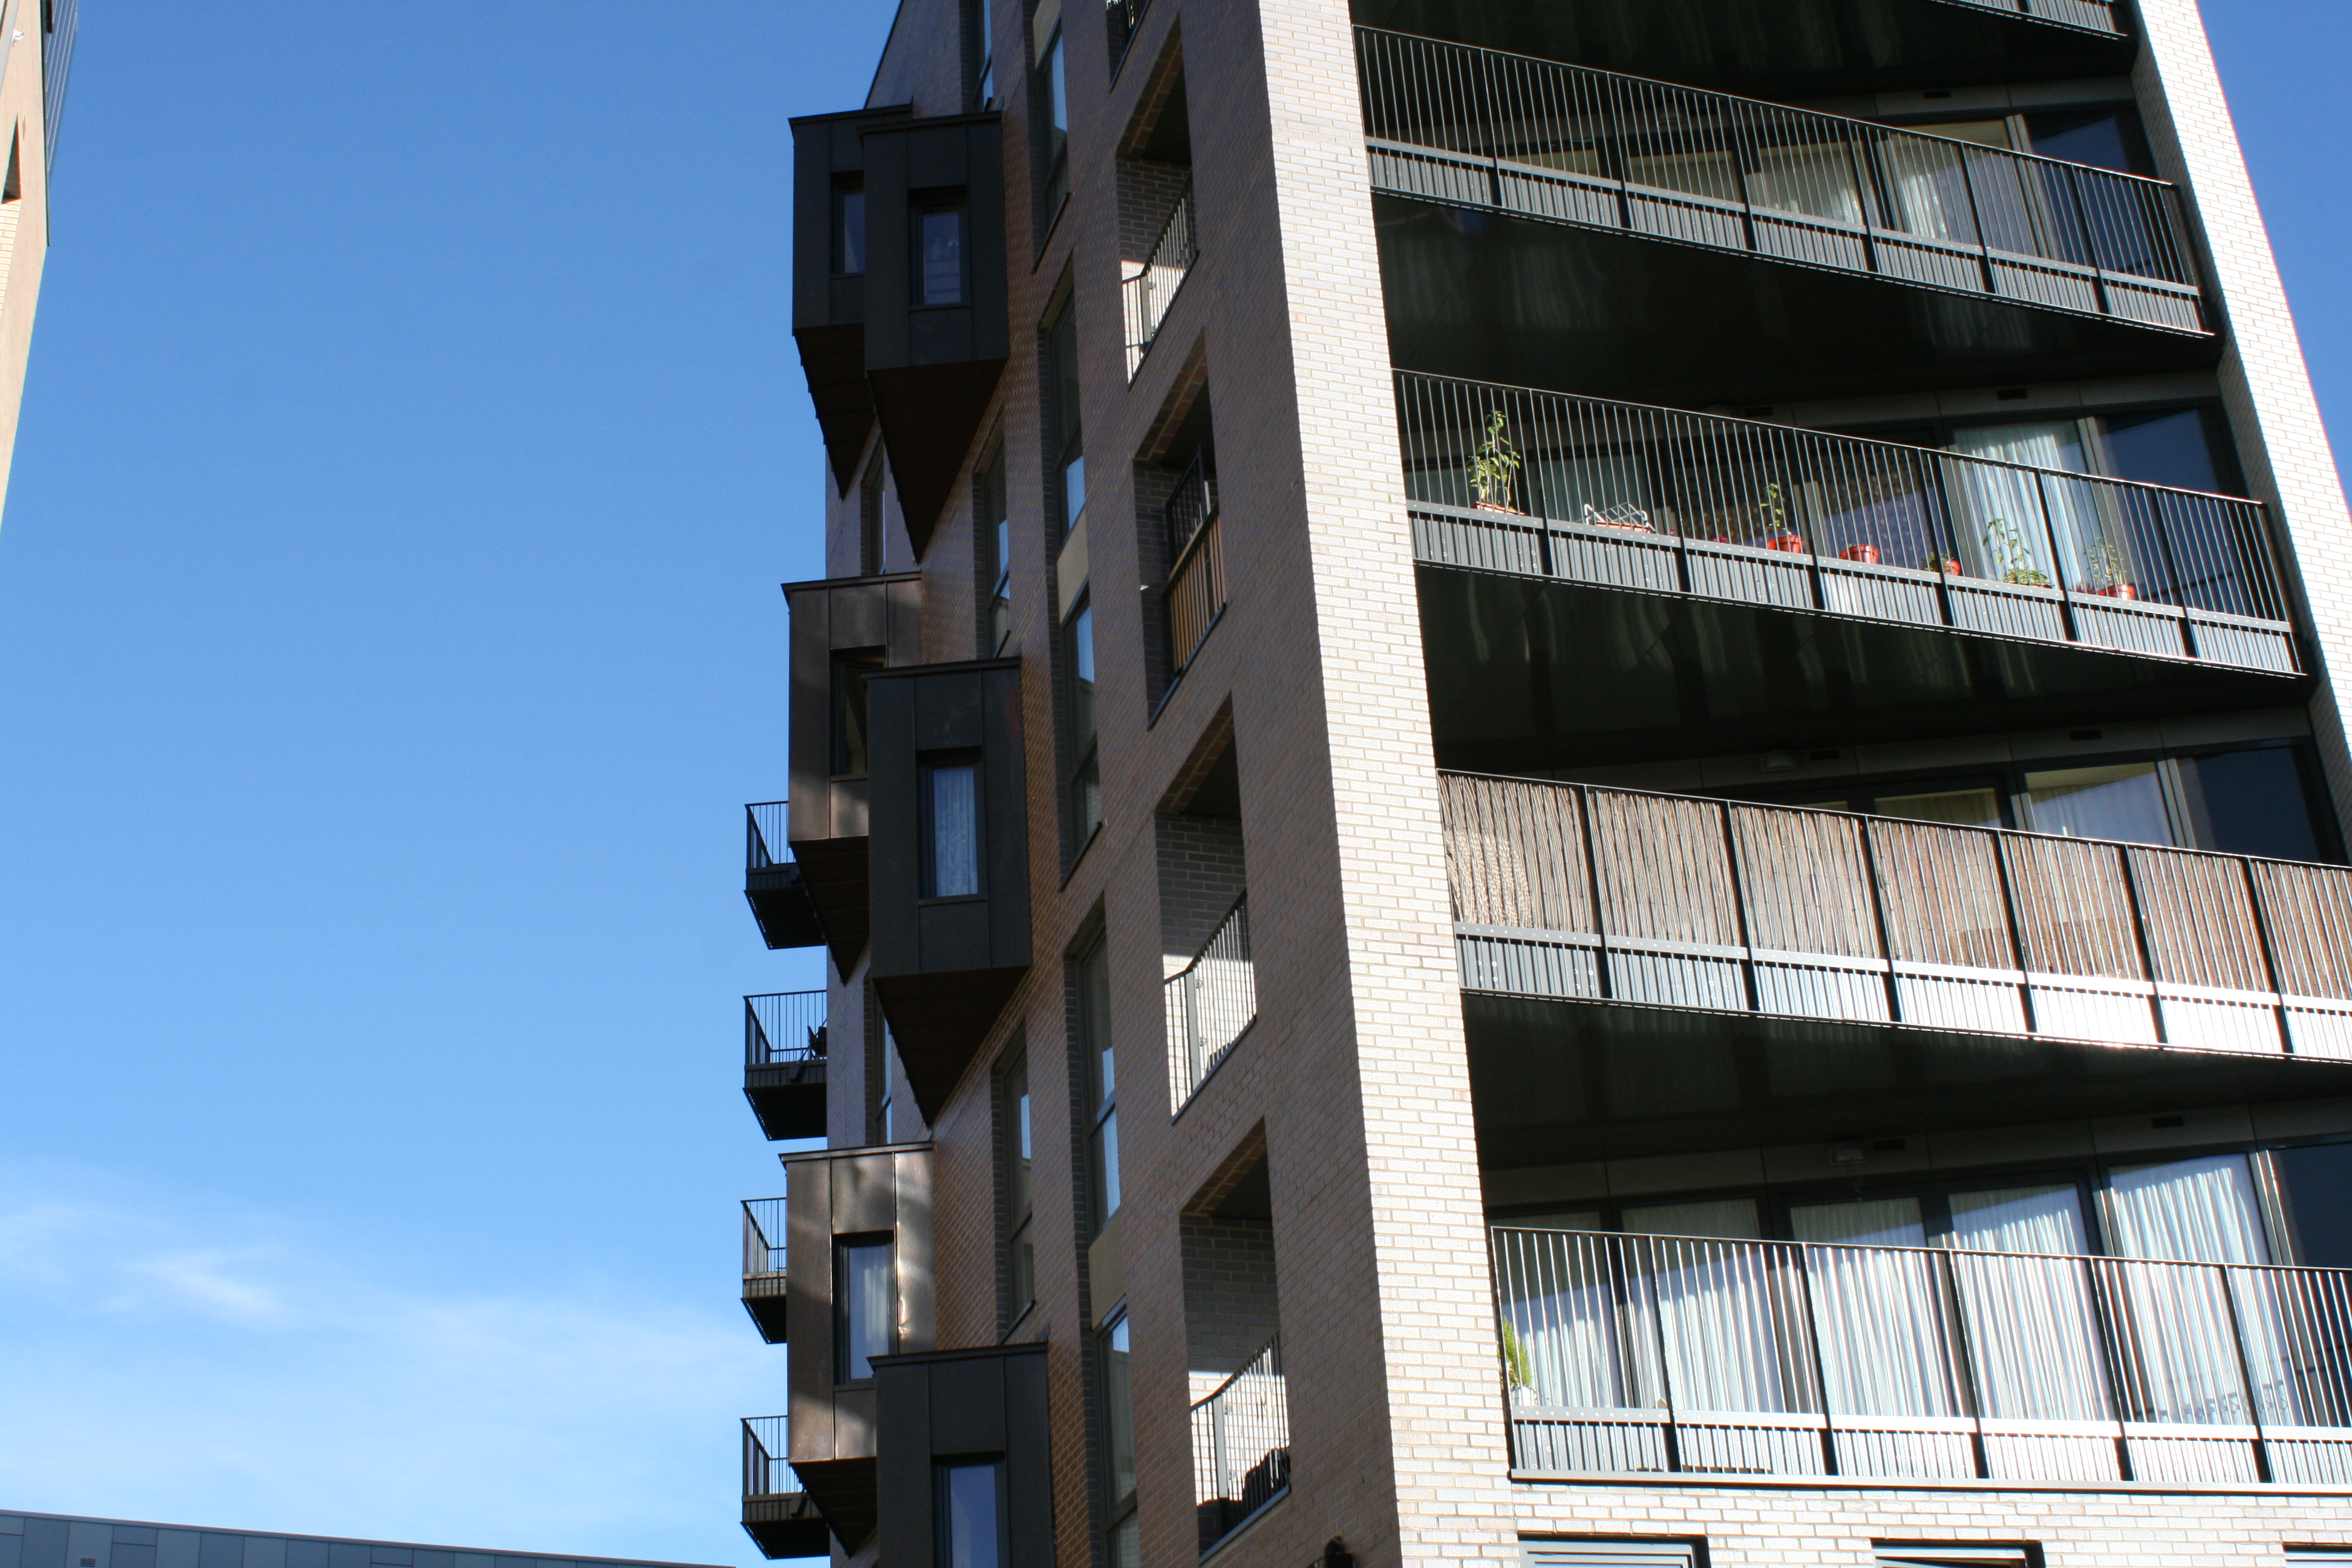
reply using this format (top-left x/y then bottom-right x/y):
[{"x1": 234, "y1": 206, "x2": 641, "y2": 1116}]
[
  {"x1": 1763, "y1": 532, "x2": 1808, "y2": 554},
  {"x1": 1838, "y1": 544, "x2": 1881, "y2": 564}
]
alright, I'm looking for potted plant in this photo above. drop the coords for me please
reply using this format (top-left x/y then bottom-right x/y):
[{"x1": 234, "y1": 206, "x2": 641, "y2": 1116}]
[
  {"x1": 2079, "y1": 537, "x2": 2138, "y2": 600},
  {"x1": 1501, "y1": 1318, "x2": 1539, "y2": 1407},
  {"x1": 1838, "y1": 543, "x2": 1881, "y2": 564},
  {"x1": 1922, "y1": 552, "x2": 1965, "y2": 576},
  {"x1": 1466, "y1": 409, "x2": 1526, "y2": 515},
  {"x1": 1756, "y1": 482, "x2": 1806, "y2": 553},
  {"x1": 1982, "y1": 515, "x2": 2052, "y2": 588}
]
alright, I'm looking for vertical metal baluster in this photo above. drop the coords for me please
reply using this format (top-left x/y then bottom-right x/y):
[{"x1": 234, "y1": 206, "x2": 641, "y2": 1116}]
[
  {"x1": 1990, "y1": 830, "x2": 2040, "y2": 1037},
  {"x1": 2082, "y1": 1255, "x2": 2138, "y2": 1481},
  {"x1": 2218, "y1": 1263, "x2": 2275, "y2": 1481},
  {"x1": 1576, "y1": 783, "x2": 1611, "y2": 1000},
  {"x1": 2034, "y1": 469, "x2": 2083, "y2": 643},
  {"x1": 2064, "y1": 162, "x2": 2115, "y2": 318},
  {"x1": 1792, "y1": 1244, "x2": 1841, "y2": 1475},
  {"x1": 1939, "y1": 1248, "x2": 1994, "y2": 1478},
  {"x1": 1857, "y1": 818, "x2": 1904, "y2": 1024},
  {"x1": 2114, "y1": 845, "x2": 2167, "y2": 1045},
  {"x1": 2244, "y1": 857, "x2": 2293, "y2": 1055}
]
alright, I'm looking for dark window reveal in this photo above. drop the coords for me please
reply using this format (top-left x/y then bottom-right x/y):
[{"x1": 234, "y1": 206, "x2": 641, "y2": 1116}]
[
  {"x1": 916, "y1": 203, "x2": 965, "y2": 306},
  {"x1": 834, "y1": 180, "x2": 867, "y2": 276},
  {"x1": 2099, "y1": 406, "x2": 2238, "y2": 497},
  {"x1": 2276, "y1": 1144, "x2": 2352, "y2": 1269},
  {"x1": 2178, "y1": 745, "x2": 2324, "y2": 862},
  {"x1": 831, "y1": 649, "x2": 886, "y2": 777},
  {"x1": 2025, "y1": 107, "x2": 2154, "y2": 177}
]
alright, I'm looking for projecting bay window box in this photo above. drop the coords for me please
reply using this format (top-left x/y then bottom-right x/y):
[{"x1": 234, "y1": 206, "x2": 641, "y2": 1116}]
[
  {"x1": 791, "y1": 104, "x2": 912, "y2": 495},
  {"x1": 866, "y1": 658, "x2": 1030, "y2": 1124},
  {"x1": 859, "y1": 113, "x2": 1008, "y2": 558},
  {"x1": 786, "y1": 572, "x2": 926, "y2": 972},
  {"x1": 872, "y1": 1344, "x2": 1054, "y2": 1568},
  {"x1": 784, "y1": 1142, "x2": 936, "y2": 1555}
]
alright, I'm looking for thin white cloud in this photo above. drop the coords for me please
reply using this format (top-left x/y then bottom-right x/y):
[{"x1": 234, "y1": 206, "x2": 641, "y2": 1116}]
[{"x1": 0, "y1": 1169, "x2": 776, "y2": 1564}]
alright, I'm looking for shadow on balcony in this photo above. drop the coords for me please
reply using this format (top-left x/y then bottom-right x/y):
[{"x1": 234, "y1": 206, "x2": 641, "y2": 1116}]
[
  {"x1": 745, "y1": 990, "x2": 828, "y2": 1142},
  {"x1": 1442, "y1": 771, "x2": 2352, "y2": 1164},
  {"x1": 742, "y1": 1197, "x2": 789, "y2": 1344}
]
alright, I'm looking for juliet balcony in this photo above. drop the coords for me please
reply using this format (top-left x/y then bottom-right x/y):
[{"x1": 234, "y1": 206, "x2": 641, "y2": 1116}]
[
  {"x1": 745, "y1": 801, "x2": 825, "y2": 950},
  {"x1": 1491, "y1": 1224, "x2": 2352, "y2": 1486},
  {"x1": 742, "y1": 1196, "x2": 789, "y2": 1344},
  {"x1": 1441, "y1": 771, "x2": 2352, "y2": 1165},
  {"x1": 742, "y1": 1415, "x2": 828, "y2": 1559},
  {"x1": 1360, "y1": 31, "x2": 2221, "y2": 405},
  {"x1": 744, "y1": 990, "x2": 828, "y2": 1142}
]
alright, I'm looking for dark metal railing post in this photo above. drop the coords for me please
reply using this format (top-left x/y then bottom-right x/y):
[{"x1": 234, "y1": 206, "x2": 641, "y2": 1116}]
[
  {"x1": 1988, "y1": 832, "x2": 2042, "y2": 1037},
  {"x1": 2061, "y1": 163, "x2": 2115, "y2": 316},
  {"x1": 1790, "y1": 1246, "x2": 1842, "y2": 1475},
  {"x1": 2112, "y1": 847, "x2": 2167, "y2": 1044},
  {"x1": 2217, "y1": 1263, "x2": 2275, "y2": 1481},
  {"x1": 1716, "y1": 798, "x2": 1763, "y2": 1014},
  {"x1": 2243, "y1": 858, "x2": 2295, "y2": 1055},
  {"x1": 1575, "y1": 784, "x2": 1613, "y2": 999},
  {"x1": 1936, "y1": 1248, "x2": 1996, "y2": 1478},
  {"x1": 2080, "y1": 1258, "x2": 2140, "y2": 1481},
  {"x1": 1855, "y1": 819, "x2": 1906, "y2": 1024},
  {"x1": 2033, "y1": 471, "x2": 2084, "y2": 642}
]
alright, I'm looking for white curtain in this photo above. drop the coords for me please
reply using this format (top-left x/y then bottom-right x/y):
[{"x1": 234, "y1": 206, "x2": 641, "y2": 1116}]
[
  {"x1": 1949, "y1": 1183, "x2": 2091, "y2": 1254},
  {"x1": 1949, "y1": 422, "x2": 2099, "y2": 586},
  {"x1": 2104, "y1": 1155, "x2": 2271, "y2": 1263},
  {"x1": 2101, "y1": 1157, "x2": 2272, "y2": 1426}
]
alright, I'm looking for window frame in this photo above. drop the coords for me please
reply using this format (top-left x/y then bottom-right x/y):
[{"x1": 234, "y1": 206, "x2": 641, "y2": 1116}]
[
  {"x1": 911, "y1": 192, "x2": 969, "y2": 309},
  {"x1": 919, "y1": 749, "x2": 987, "y2": 903},
  {"x1": 833, "y1": 1233, "x2": 898, "y2": 1385},
  {"x1": 936, "y1": 1457, "x2": 1009, "y2": 1568}
]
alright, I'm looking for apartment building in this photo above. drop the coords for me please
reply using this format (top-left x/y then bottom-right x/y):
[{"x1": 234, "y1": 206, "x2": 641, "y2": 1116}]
[
  {"x1": 734, "y1": 0, "x2": 2352, "y2": 1564},
  {"x1": 0, "y1": 0, "x2": 73, "y2": 518},
  {"x1": 0, "y1": 1511, "x2": 724, "y2": 1568}
]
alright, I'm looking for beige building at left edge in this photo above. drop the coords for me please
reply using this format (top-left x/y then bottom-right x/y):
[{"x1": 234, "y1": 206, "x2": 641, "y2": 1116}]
[{"x1": 0, "y1": 0, "x2": 76, "y2": 520}]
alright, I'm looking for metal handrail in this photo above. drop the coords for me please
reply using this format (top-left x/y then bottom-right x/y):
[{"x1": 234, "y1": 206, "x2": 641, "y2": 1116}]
[
  {"x1": 746, "y1": 800, "x2": 791, "y2": 872},
  {"x1": 1168, "y1": 895, "x2": 1256, "y2": 1107},
  {"x1": 1163, "y1": 449, "x2": 1227, "y2": 680},
  {"x1": 1440, "y1": 769, "x2": 2352, "y2": 1058},
  {"x1": 1356, "y1": 28, "x2": 2202, "y2": 332},
  {"x1": 1493, "y1": 1226, "x2": 2352, "y2": 1483},
  {"x1": 747, "y1": 991, "x2": 829, "y2": 1068},
  {"x1": 742, "y1": 1415, "x2": 799, "y2": 1498},
  {"x1": 1395, "y1": 370, "x2": 2290, "y2": 627},
  {"x1": 1191, "y1": 1334, "x2": 1290, "y2": 1552},
  {"x1": 742, "y1": 1197, "x2": 788, "y2": 1280},
  {"x1": 1123, "y1": 181, "x2": 1198, "y2": 375}
]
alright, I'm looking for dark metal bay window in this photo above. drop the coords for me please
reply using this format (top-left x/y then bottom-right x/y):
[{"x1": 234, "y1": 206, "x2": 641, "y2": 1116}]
[
  {"x1": 916, "y1": 198, "x2": 966, "y2": 306},
  {"x1": 837, "y1": 1236, "x2": 897, "y2": 1383},
  {"x1": 922, "y1": 755, "x2": 984, "y2": 898}
]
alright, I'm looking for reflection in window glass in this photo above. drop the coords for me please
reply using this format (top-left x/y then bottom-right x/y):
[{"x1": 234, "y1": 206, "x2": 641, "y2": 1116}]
[
  {"x1": 837, "y1": 1238, "x2": 893, "y2": 1381},
  {"x1": 1875, "y1": 786, "x2": 2004, "y2": 829},
  {"x1": 2105, "y1": 1154, "x2": 2272, "y2": 1264},
  {"x1": 1948, "y1": 1183, "x2": 2087, "y2": 1255},
  {"x1": 938, "y1": 1462, "x2": 1001, "y2": 1568},
  {"x1": 1107, "y1": 1514, "x2": 1139, "y2": 1568},
  {"x1": 918, "y1": 207, "x2": 964, "y2": 305},
  {"x1": 2099, "y1": 407, "x2": 2224, "y2": 495},
  {"x1": 1065, "y1": 604, "x2": 1099, "y2": 844},
  {"x1": 2180, "y1": 746, "x2": 2319, "y2": 861},
  {"x1": 1501, "y1": 1209, "x2": 1603, "y2": 1232},
  {"x1": 1002, "y1": 1054, "x2": 1034, "y2": 1316},
  {"x1": 1099, "y1": 1312, "x2": 1135, "y2": 1504},
  {"x1": 1791, "y1": 1195, "x2": 1926, "y2": 1249},
  {"x1": 924, "y1": 760, "x2": 981, "y2": 898},
  {"x1": 2024, "y1": 762, "x2": 2172, "y2": 844},
  {"x1": 1619, "y1": 1197, "x2": 1760, "y2": 1240}
]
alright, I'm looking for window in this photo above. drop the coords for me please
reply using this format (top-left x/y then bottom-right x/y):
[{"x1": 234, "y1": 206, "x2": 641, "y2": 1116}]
[
  {"x1": 1076, "y1": 934, "x2": 1117, "y2": 1235},
  {"x1": 1044, "y1": 298, "x2": 1084, "y2": 543},
  {"x1": 1097, "y1": 1308, "x2": 1136, "y2": 1557},
  {"x1": 830, "y1": 649, "x2": 885, "y2": 777},
  {"x1": 999, "y1": 1050, "x2": 1035, "y2": 1324},
  {"x1": 1063, "y1": 601, "x2": 1099, "y2": 844},
  {"x1": 864, "y1": 986, "x2": 901, "y2": 1145},
  {"x1": 1873, "y1": 1548, "x2": 2034, "y2": 1568},
  {"x1": 2020, "y1": 761, "x2": 2169, "y2": 843},
  {"x1": 860, "y1": 451, "x2": 886, "y2": 575},
  {"x1": 835, "y1": 1237, "x2": 895, "y2": 1382},
  {"x1": 834, "y1": 177, "x2": 867, "y2": 276},
  {"x1": 937, "y1": 1461, "x2": 1004, "y2": 1568},
  {"x1": 1037, "y1": 23, "x2": 1070, "y2": 220},
  {"x1": 922, "y1": 756, "x2": 983, "y2": 898},
  {"x1": 2103, "y1": 1154, "x2": 2273, "y2": 1264},
  {"x1": 1521, "y1": 1544, "x2": 1702, "y2": 1568},
  {"x1": 976, "y1": 442, "x2": 1011, "y2": 655},
  {"x1": 965, "y1": 0, "x2": 996, "y2": 109},
  {"x1": 915, "y1": 200, "x2": 965, "y2": 306}
]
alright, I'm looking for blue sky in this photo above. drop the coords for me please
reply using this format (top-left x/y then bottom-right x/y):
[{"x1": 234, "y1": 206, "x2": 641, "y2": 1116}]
[{"x1": 0, "y1": 1, "x2": 2347, "y2": 1563}]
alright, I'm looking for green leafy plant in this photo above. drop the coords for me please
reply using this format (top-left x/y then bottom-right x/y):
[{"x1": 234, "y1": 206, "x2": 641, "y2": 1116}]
[
  {"x1": 1500, "y1": 1318, "x2": 1537, "y2": 1394},
  {"x1": 1982, "y1": 515, "x2": 2051, "y2": 587},
  {"x1": 1466, "y1": 409, "x2": 1524, "y2": 509},
  {"x1": 2082, "y1": 536, "x2": 2130, "y2": 590},
  {"x1": 1758, "y1": 481, "x2": 1787, "y2": 532}
]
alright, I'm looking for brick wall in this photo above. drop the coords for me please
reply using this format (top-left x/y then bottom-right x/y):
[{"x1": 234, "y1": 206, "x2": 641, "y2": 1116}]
[
  {"x1": 1155, "y1": 812, "x2": 1245, "y2": 966},
  {"x1": 1180, "y1": 1214, "x2": 1279, "y2": 1390}
]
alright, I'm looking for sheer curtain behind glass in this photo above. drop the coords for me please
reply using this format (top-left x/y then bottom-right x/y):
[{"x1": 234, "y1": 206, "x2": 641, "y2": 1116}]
[{"x1": 926, "y1": 761, "x2": 981, "y2": 897}]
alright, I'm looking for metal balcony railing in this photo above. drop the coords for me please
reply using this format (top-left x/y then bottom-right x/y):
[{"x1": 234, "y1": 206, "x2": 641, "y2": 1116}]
[
  {"x1": 746, "y1": 801, "x2": 791, "y2": 875},
  {"x1": 1192, "y1": 1334, "x2": 1290, "y2": 1553},
  {"x1": 742, "y1": 1415, "x2": 801, "y2": 1498},
  {"x1": 747, "y1": 991, "x2": 829, "y2": 1069},
  {"x1": 1123, "y1": 183, "x2": 1198, "y2": 377},
  {"x1": 1105, "y1": 0, "x2": 1149, "y2": 68},
  {"x1": 1356, "y1": 29, "x2": 2204, "y2": 333},
  {"x1": 1440, "y1": 771, "x2": 2352, "y2": 1060},
  {"x1": 1494, "y1": 1226, "x2": 2352, "y2": 1485},
  {"x1": 1397, "y1": 372, "x2": 2296, "y2": 673},
  {"x1": 1168, "y1": 894, "x2": 1255, "y2": 1108},
  {"x1": 743, "y1": 1197, "x2": 788, "y2": 1285},
  {"x1": 1164, "y1": 449, "x2": 1226, "y2": 680},
  {"x1": 1927, "y1": 0, "x2": 2123, "y2": 36}
]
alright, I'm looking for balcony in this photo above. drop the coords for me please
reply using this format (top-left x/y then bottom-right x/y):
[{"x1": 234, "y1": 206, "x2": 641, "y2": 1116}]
[
  {"x1": 1492, "y1": 1226, "x2": 2352, "y2": 1486},
  {"x1": 742, "y1": 1197, "x2": 789, "y2": 1344},
  {"x1": 1399, "y1": 373, "x2": 2299, "y2": 677},
  {"x1": 1166, "y1": 893, "x2": 1255, "y2": 1109},
  {"x1": 1927, "y1": 0, "x2": 2121, "y2": 36},
  {"x1": 1361, "y1": 30, "x2": 2200, "y2": 335},
  {"x1": 745, "y1": 990, "x2": 828, "y2": 1142},
  {"x1": 1163, "y1": 450, "x2": 1227, "y2": 687},
  {"x1": 1442, "y1": 771, "x2": 2352, "y2": 1163},
  {"x1": 1192, "y1": 1334, "x2": 1290, "y2": 1555},
  {"x1": 742, "y1": 1416, "x2": 829, "y2": 1559},
  {"x1": 745, "y1": 802, "x2": 825, "y2": 950},
  {"x1": 1123, "y1": 182, "x2": 1197, "y2": 378}
]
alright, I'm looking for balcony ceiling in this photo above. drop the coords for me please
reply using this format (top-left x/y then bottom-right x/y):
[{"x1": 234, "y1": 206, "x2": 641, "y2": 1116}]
[
  {"x1": 1377, "y1": 200, "x2": 2218, "y2": 411},
  {"x1": 1465, "y1": 991, "x2": 2352, "y2": 1169},
  {"x1": 1417, "y1": 568, "x2": 2304, "y2": 772},
  {"x1": 1350, "y1": 0, "x2": 2132, "y2": 100}
]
